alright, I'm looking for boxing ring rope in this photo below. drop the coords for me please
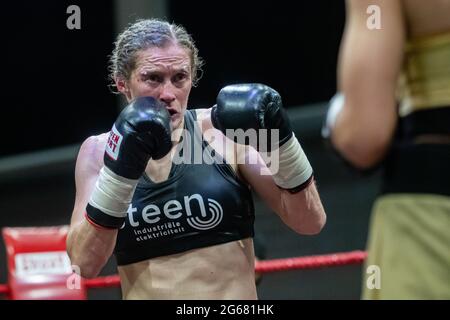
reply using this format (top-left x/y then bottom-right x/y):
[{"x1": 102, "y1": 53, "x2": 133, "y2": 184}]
[
  {"x1": 0, "y1": 250, "x2": 367, "y2": 294},
  {"x1": 255, "y1": 250, "x2": 367, "y2": 273},
  {"x1": 0, "y1": 284, "x2": 8, "y2": 295}
]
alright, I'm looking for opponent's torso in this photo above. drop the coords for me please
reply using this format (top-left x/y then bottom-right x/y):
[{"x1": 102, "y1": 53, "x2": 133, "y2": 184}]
[
  {"x1": 398, "y1": 32, "x2": 450, "y2": 117},
  {"x1": 398, "y1": 0, "x2": 450, "y2": 118},
  {"x1": 385, "y1": 4, "x2": 450, "y2": 196}
]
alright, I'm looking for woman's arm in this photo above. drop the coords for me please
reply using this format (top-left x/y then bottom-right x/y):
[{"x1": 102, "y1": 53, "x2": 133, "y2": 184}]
[
  {"x1": 66, "y1": 134, "x2": 118, "y2": 279},
  {"x1": 238, "y1": 145, "x2": 326, "y2": 235},
  {"x1": 198, "y1": 99, "x2": 326, "y2": 235}
]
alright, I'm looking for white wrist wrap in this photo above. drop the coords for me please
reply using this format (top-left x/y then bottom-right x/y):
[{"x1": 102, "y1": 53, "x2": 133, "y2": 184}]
[
  {"x1": 321, "y1": 93, "x2": 345, "y2": 139},
  {"x1": 88, "y1": 167, "x2": 138, "y2": 218},
  {"x1": 266, "y1": 133, "x2": 313, "y2": 189}
]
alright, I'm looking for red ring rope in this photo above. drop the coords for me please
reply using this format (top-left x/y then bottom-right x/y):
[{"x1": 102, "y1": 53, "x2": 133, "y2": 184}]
[
  {"x1": 256, "y1": 250, "x2": 367, "y2": 273},
  {"x1": 0, "y1": 250, "x2": 367, "y2": 294},
  {"x1": 0, "y1": 284, "x2": 8, "y2": 295}
]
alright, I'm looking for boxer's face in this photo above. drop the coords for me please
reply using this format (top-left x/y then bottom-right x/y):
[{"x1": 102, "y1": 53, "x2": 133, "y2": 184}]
[{"x1": 117, "y1": 43, "x2": 193, "y2": 130}]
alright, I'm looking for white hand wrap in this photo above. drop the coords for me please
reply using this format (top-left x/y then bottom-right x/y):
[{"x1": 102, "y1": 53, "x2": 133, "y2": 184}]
[
  {"x1": 88, "y1": 167, "x2": 138, "y2": 218},
  {"x1": 266, "y1": 133, "x2": 313, "y2": 190},
  {"x1": 321, "y1": 93, "x2": 345, "y2": 139}
]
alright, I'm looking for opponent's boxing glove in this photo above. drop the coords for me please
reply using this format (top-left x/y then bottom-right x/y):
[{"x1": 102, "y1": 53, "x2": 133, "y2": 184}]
[
  {"x1": 211, "y1": 84, "x2": 313, "y2": 193},
  {"x1": 211, "y1": 83, "x2": 292, "y2": 152},
  {"x1": 86, "y1": 97, "x2": 172, "y2": 228}
]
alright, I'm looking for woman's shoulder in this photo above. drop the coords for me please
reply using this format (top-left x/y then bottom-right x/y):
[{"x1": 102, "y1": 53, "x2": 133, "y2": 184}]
[
  {"x1": 193, "y1": 107, "x2": 212, "y2": 126},
  {"x1": 76, "y1": 133, "x2": 109, "y2": 173},
  {"x1": 80, "y1": 133, "x2": 109, "y2": 156},
  {"x1": 191, "y1": 107, "x2": 215, "y2": 135}
]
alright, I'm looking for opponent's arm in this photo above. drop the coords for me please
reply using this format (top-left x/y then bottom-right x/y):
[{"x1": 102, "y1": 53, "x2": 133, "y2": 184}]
[{"x1": 329, "y1": 0, "x2": 405, "y2": 169}]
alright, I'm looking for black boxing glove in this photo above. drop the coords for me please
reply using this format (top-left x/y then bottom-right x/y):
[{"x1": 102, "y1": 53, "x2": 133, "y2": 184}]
[
  {"x1": 211, "y1": 84, "x2": 313, "y2": 193},
  {"x1": 104, "y1": 96, "x2": 172, "y2": 179},
  {"x1": 211, "y1": 83, "x2": 293, "y2": 152},
  {"x1": 86, "y1": 97, "x2": 172, "y2": 228}
]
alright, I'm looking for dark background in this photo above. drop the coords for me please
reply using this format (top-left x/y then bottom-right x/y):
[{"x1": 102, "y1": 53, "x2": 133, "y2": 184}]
[
  {"x1": 1, "y1": 0, "x2": 344, "y2": 156},
  {"x1": 0, "y1": 1, "x2": 382, "y2": 300},
  {"x1": 169, "y1": 1, "x2": 345, "y2": 108},
  {"x1": 1, "y1": 1, "x2": 116, "y2": 157}
]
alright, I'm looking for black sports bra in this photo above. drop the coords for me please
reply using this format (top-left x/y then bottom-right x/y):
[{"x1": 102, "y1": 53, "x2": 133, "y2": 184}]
[{"x1": 114, "y1": 109, "x2": 255, "y2": 265}]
